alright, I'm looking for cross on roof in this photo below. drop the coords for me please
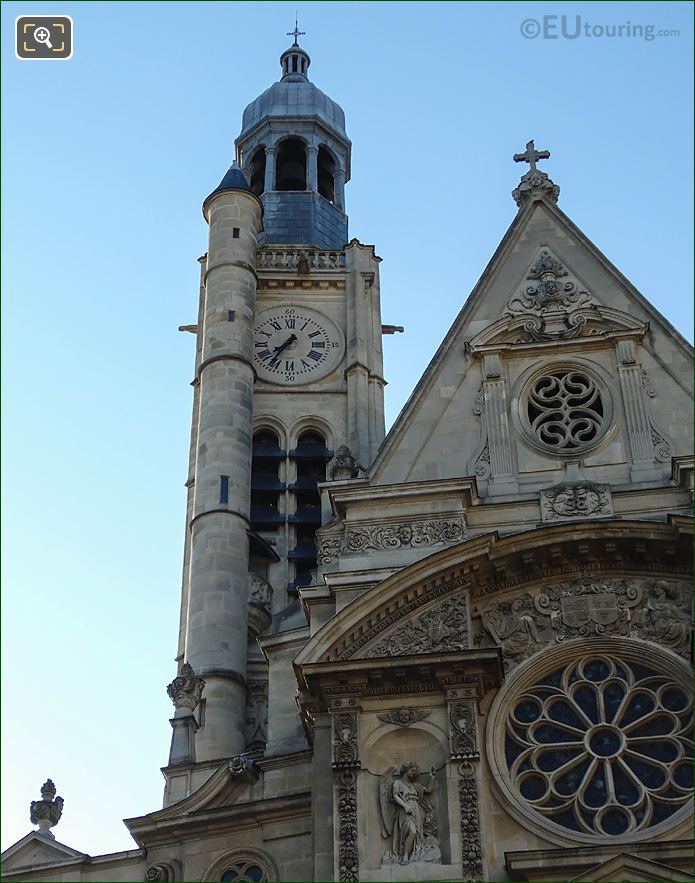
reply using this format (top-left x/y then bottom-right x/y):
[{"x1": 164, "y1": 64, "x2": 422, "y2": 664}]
[
  {"x1": 287, "y1": 15, "x2": 306, "y2": 45},
  {"x1": 513, "y1": 140, "x2": 551, "y2": 172}
]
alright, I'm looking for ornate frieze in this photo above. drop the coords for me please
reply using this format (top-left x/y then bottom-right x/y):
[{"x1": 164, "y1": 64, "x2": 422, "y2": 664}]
[
  {"x1": 476, "y1": 574, "x2": 692, "y2": 669},
  {"x1": 540, "y1": 481, "x2": 613, "y2": 522},
  {"x1": 376, "y1": 708, "x2": 431, "y2": 727},
  {"x1": 317, "y1": 518, "x2": 466, "y2": 566},
  {"x1": 458, "y1": 762, "x2": 484, "y2": 881},
  {"x1": 257, "y1": 247, "x2": 343, "y2": 271},
  {"x1": 364, "y1": 594, "x2": 468, "y2": 658}
]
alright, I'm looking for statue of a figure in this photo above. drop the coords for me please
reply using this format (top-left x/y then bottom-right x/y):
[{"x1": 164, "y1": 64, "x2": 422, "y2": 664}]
[
  {"x1": 638, "y1": 580, "x2": 692, "y2": 652},
  {"x1": 30, "y1": 780, "x2": 64, "y2": 838},
  {"x1": 379, "y1": 762, "x2": 441, "y2": 865},
  {"x1": 481, "y1": 595, "x2": 541, "y2": 663}
]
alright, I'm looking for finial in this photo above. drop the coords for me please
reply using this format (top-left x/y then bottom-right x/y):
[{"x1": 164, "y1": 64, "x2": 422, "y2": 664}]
[
  {"x1": 166, "y1": 662, "x2": 205, "y2": 713},
  {"x1": 287, "y1": 14, "x2": 305, "y2": 46},
  {"x1": 327, "y1": 445, "x2": 360, "y2": 481},
  {"x1": 30, "y1": 779, "x2": 64, "y2": 838},
  {"x1": 512, "y1": 139, "x2": 559, "y2": 208}
]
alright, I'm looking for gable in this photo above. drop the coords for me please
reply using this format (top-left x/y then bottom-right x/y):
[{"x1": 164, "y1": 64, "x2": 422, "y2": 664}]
[
  {"x1": 571, "y1": 852, "x2": 695, "y2": 882},
  {"x1": 0, "y1": 832, "x2": 86, "y2": 872},
  {"x1": 370, "y1": 197, "x2": 693, "y2": 492}
]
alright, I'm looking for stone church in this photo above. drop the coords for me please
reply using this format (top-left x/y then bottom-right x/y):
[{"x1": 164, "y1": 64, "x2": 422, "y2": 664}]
[{"x1": 3, "y1": 36, "x2": 693, "y2": 883}]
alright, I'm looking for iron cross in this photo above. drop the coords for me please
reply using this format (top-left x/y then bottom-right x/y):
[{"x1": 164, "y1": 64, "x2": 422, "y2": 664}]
[
  {"x1": 513, "y1": 140, "x2": 550, "y2": 172},
  {"x1": 287, "y1": 15, "x2": 306, "y2": 44}
]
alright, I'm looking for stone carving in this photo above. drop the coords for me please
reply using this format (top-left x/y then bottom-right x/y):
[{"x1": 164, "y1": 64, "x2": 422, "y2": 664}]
[
  {"x1": 512, "y1": 169, "x2": 560, "y2": 208},
  {"x1": 377, "y1": 708, "x2": 431, "y2": 728},
  {"x1": 473, "y1": 442, "x2": 490, "y2": 479},
  {"x1": 343, "y1": 518, "x2": 465, "y2": 554},
  {"x1": 641, "y1": 368, "x2": 656, "y2": 397},
  {"x1": 651, "y1": 425, "x2": 672, "y2": 462},
  {"x1": 327, "y1": 445, "x2": 360, "y2": 480},
  {"x1": 257, "y1": 247, "x2": 343, "y2": 271},
  {"x1": 504, "y1": 249, "x2": 596, "y2": 339},
  {"x1": 479, "y1": 594, "x2": 543, "y2": 667},
  {"x1": 229, "y1": 754, "x2": 250, "y2": 776},
  {"x1": 634, "y1": 579, "x2": 692, "y2": 656},
  {"x1": 365, "y1": 595, "x2": 468, "y2": 658},
  {"x1": 166, "y1": 662, "x2": 205, "y2": 711},
  {"x1": 337, "y1": 770, "x2": 359, "y2": 882},
  {"x1": 144, "y1": 864, "x2": 179, "y2": 882},
  {"x1": 248, "y1": 573, "x2": 273, "y2": 610},
  {"x1": 333, "y1": 712, "x2": 359, "y2": 768},
  {"x1": 450, "y1": 702, "x2": 478, "y2": 758},
  {"x1": 316, "y1": 532, "x2": 343, "y2": 566},
  {"x1": 319, "y1": 518, "x2": 466, "y2": 565},
  {"x1": 473, "y1": 384, "x2": 485, "y2": 415},
  {"x1": 458, "y1": 762, "x2": 484, "y2": 881},
  {"x1": 527, "y1": 369, "x2": 605, "y2": 451},
  {"x1": 30, "y1": 780, "x2": 63, "y2": 838},
  {"x1": 245, "y1": 679, "x2": 268, "y2": 751},
  {"x1": 540, "y1": 481, "x2": 612, "y2": 521},
  {"x1": 535, "y1": 573, "x2": 642, "y2": 640},
  {"x1": 379, "y1": 763, "x2": 440, "y2": 865}
]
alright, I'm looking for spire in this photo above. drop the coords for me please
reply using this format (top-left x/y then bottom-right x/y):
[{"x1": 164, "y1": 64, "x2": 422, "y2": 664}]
[
  {"x1": 280, "y1": 20, "x2": 310, "y2": 80},
  {"x1": 511, "y1": 139, "x2": 560, "y2": 208}
]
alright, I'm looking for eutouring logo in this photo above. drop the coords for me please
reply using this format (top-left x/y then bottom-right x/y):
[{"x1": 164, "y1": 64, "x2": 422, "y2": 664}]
[{"x1": 520, "y1": 15, "x2": 680, "y2": 41}]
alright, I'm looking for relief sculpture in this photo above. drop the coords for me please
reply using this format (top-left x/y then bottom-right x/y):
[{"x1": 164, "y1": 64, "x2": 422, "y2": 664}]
[
  {"x1": 634, "y1": 579, "x2": 692, "y2": 656},
  {"x1": 379, "y1": 763, "x2": 441, "y2": 865}
]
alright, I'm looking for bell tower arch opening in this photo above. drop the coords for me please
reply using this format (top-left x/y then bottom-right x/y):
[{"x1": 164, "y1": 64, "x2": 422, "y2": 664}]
[
  {"x1": 317, "y1": 147, "x2": 336, "y2": 202},
  {"x1": 276, "y1": 138, "x2": 307, "y2": 191},
  {"x1": 249, "y1": 146, "x2": 266, "y2": 196}
]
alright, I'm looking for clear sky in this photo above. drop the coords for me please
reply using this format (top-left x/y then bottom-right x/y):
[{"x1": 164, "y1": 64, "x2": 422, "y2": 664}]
[{"x1": 2, "y1": 0, "x2": 693, "y2": 857}]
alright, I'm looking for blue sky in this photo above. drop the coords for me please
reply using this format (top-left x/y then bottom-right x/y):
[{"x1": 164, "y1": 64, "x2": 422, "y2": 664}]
[{"x1": 2, "y1": 0, "x2": 693, "y2": 856}]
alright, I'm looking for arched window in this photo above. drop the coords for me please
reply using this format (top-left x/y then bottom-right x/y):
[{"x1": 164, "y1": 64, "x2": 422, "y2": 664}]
[
  {"x1": 276, "y1": 138, "x2": 306, "y2": 191},
  {"x1": 250, "y1": 429, "x2": 285, "y2": 533},
  {"x1": 249, "y1": 146, "x2": 266, "y2": 196},
  {"x1": 288, "y1": 430, "x2": 332, "y2": 591},
  {"x1": 317, "y1": 147, "x2": 335, "y2": 202}
]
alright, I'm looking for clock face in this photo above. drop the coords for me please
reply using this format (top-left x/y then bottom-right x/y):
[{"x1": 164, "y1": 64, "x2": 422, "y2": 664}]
[{"x1": 253, "y1": 307, "x2": 344, "y2": 384}]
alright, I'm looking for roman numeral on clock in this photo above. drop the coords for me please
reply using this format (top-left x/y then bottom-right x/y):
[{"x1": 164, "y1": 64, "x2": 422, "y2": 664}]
[{"x1": 307, "y1": 350, "x2": 323, "y2": 362}]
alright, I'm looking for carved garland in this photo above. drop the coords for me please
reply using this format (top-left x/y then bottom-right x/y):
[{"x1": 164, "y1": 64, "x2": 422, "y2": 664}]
[
  {"x1": 317, "y1": 517, "x2": 466, "y2": 565},
  {"x1": 332, "y1": 708, "x2": 360, "y2": 883},
  {"x1": 458, "y1": 762, "x2": 484, "y2": 881}
]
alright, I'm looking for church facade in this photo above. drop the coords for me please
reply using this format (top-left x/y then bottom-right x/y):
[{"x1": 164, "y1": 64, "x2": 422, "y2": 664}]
[{"x1": 3, "y1": 38, "x2": 693, "y2": 883}]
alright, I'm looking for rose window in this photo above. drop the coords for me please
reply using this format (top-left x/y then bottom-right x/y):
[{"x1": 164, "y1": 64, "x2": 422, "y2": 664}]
[
  {"x1": 220, "y1": 863, "x2": 269, "y2": 882},
  {"x1": 504, "y1": 653, "x2": 693, "y2": 838},
  {"x1": 526, "y1": 369, "x2": 605, "y2": 452}
]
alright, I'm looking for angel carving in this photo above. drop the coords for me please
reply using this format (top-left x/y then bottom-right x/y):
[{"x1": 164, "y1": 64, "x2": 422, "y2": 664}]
[{"x1": 379, "y1": 762, "x2": 441, "y2": 865}]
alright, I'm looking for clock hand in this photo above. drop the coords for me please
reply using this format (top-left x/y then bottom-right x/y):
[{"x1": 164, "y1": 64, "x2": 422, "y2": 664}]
[{"x1": 272, "y1": 333, "x2": 297, "y2": 355}]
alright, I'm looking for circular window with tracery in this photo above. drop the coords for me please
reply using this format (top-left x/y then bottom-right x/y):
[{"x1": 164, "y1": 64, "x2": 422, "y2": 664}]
[
  {"x1": 487, "y1": 640, "x2": 693, "y2": 844},
  {"x1": 523, "y1": 367, "x2": 608, "y2": 453},
  {"x1": 220, "y1": 862, "x2": 269, "y2": 882}
]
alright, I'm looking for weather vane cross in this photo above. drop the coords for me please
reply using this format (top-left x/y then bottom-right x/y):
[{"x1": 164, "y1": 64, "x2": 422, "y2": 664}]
[
  {"x1": 287, "y1": 14, "x2": 305, "y2": 44},
  {"x1": 513, "y1": 140, "x2": 551, "y2": 172}
]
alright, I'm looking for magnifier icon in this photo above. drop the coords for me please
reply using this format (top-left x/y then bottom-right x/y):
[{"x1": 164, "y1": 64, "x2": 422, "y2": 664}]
[{"x1": 34, "y1": 26, "x2": 53, "y2": 48}]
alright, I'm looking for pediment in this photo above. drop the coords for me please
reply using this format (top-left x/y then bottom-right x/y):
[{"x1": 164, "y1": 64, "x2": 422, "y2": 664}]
[
  {"x1": 0, "y1": 832, "x2": 86, "y2": 872},
  {"x1": 571, "y1": 852, "x2": 694, "y2": 882}
]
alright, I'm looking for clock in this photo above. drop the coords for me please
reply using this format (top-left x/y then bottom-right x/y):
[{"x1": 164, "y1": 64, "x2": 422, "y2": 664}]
[{"x1": 253, "y1": 306, "x2": 344, "y2": 384}]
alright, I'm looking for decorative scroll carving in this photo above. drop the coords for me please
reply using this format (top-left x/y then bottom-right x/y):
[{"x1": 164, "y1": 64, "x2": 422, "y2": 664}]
[
  {"x1": 458, "y1": 762, "x2": 484, "y2": 881},
  {"x1": 540, "y1": 481, "x2": 613, "y2": 521},
  {"x1": 641, "y1": 368, "x2": 656, "y2": 397},
  {"x1": 526, "y1": 369, "x2": 605, "y2": 452},
  {"x1": 633, "y1": 579, "x2": 692, "y2": 656},
  {"x1": 377, "y1": 708, "x2": 431, "y2": 728},
  {"x1": 319, "y1": 518, "x2": 466, "y2": 566},
  {"x1": 473, "y1": 384, "x2": 485, "y2": 415},
  {"x1": 365, "y1": 595, "x2": 468, "y2": 658},
  {"x1": 327, "y1": 445, "x2": 360, "y2": 480},
  {"x1": 166, "y1": 662, "x2": 205, "y2": 711},
  {"x1": 379, "y1": 763, "x2": 440, "y2": 865},
  {"x1": 337, "y1": 770, "x2": 359, "y2": 882},
  {"x1": 651, "y1": 425, "x2": 672, "y2": 462},
  {"x1": 257, "y1": 247, "x2": 343, "y2": 271},
  {"x1": 333, "y1": 712, "x2": 359, "y2": 769},
  {"x1": 245, "y1": 679, "x2": 268, "y2": 752},
  {"x1": 473, "y1": 441, "x2": 491, "y2": 479},
  {"x1": 30, "y1": 780, "x2": 63, "y2": 838},
  {"x1": 504, "y1": 249, "x2": 596, "y2": 339},
  {"x1": 449, "y1": 702, "x2": 478, "y2": 759}
]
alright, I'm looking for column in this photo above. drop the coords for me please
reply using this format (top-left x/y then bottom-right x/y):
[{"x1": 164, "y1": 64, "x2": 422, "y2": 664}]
[
  {"x1": 307, "y1": 145, "x2": 318, "y2": 192},
  {"x1": 264, "y1": 146, "x2": 276, "y2": 193},
  {"x1": 334, "y1": 167, "x2": 346, "y2": 210}
]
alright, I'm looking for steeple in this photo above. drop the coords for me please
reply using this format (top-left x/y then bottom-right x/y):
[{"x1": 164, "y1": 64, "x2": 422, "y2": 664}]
[{"x1": 235, "y1": 34, "x2": 351, "y2": 249}]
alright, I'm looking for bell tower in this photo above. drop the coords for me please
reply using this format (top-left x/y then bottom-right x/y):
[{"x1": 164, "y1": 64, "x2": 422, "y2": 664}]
[{"x1": 167, "y1": 35, "x2": 388, "y2": 799}]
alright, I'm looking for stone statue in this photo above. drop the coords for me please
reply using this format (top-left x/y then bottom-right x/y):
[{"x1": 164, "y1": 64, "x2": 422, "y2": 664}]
[
  {"x1": 379, "y1": 762, "x2": 440, "y2": 865},
  {"x1": 30, "y1": 780, "x2": 63, "y2": 838},
  {"x1": 637, "y1": 580, "x2": 692, "y2": 653},
  {"x1": 327, "y1": 445, "x2": 359, "y2": 481},
  {"x1": 480, "y1": 595, "x2": 542, "y2": 664}
]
